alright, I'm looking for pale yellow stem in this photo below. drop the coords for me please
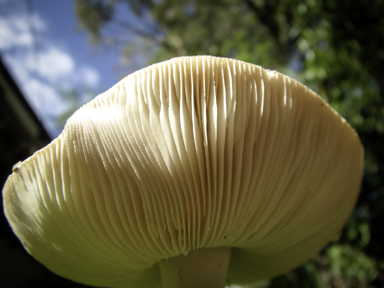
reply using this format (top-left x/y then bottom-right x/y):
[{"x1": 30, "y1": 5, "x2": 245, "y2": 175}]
[{"x1": 158, "y1": 247, "x2": 232, "y2": 288}]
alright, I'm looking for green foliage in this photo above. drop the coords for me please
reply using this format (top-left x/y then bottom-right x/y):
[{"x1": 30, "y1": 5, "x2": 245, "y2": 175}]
[
  {"x1": 267, "y1": 263, "x2": 320, "y2": 288},
  {"x1": 327, "y1": 244, "x2": 378, "y2": 285},
  {"x1": 75, "y1": 0, "x2": 115, "y2": 42},
  {"x1": 74, "y1": 0, "x2": 384, "y2": 286}
]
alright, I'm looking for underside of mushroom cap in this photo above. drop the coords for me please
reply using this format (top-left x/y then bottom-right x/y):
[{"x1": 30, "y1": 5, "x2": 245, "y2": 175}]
[{"x1": 3, "y1": 56, "x2": 364, "y2": 287}]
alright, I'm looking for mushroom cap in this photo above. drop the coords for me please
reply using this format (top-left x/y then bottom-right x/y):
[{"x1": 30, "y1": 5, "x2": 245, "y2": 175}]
[{"x1": 3, "y1": 56, "x2": 364, "y2": 287}]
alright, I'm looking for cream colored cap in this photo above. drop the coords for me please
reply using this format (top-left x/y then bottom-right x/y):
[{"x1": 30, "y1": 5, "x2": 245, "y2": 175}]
[{"x1": 3, "y1": 56, "x2": 364, "y2": 287}]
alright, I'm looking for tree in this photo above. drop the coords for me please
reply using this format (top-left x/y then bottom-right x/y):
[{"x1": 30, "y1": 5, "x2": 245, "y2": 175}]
[{"x1": 75, "y1": 0, "x2": 384, "y2": 286}]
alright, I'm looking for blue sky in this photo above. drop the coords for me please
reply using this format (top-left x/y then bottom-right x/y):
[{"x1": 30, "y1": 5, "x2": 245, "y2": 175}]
[{"x1": 0, "y1": 0, "x2": 145, "y2": 137}]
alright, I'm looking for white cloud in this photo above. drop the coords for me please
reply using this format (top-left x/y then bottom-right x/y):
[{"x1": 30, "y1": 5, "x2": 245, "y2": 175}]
[
  {"x1": 1, "y1": 12, "x2": 101, "y2": 136},
  {"x1": 77, "y1": 66, "x2": 100, "y2": 86},
  {"x1": 32, "y1": 46, "x2": 75, "y2": 81},
  {"x1": 0, "y1": 13, "x2": 45, "y2": 49},
  {"x1": 25, "y1": 79, "x2": 70, "y2": 113},
  {"x1": 0, "y1": 17, "x2": 32, "y2": 49},
  {"x1": 5, "y1": 55, "x2": 71, "y2": 119}
]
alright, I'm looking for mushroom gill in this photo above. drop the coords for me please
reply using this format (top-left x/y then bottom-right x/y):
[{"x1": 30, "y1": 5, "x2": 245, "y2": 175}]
[{"x1": 3, "y1": 56, "x2": 364, "y2": 288}]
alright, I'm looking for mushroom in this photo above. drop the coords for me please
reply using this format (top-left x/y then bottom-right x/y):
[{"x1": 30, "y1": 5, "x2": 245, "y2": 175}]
[{"x1": 3, "y1": 56, "x2": 364, "y2": 288}]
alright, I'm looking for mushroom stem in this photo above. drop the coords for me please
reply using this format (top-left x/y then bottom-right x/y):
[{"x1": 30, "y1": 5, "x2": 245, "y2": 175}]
[{"x1": 158, "y1": 247, "x2": 231, "y2": 288}]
